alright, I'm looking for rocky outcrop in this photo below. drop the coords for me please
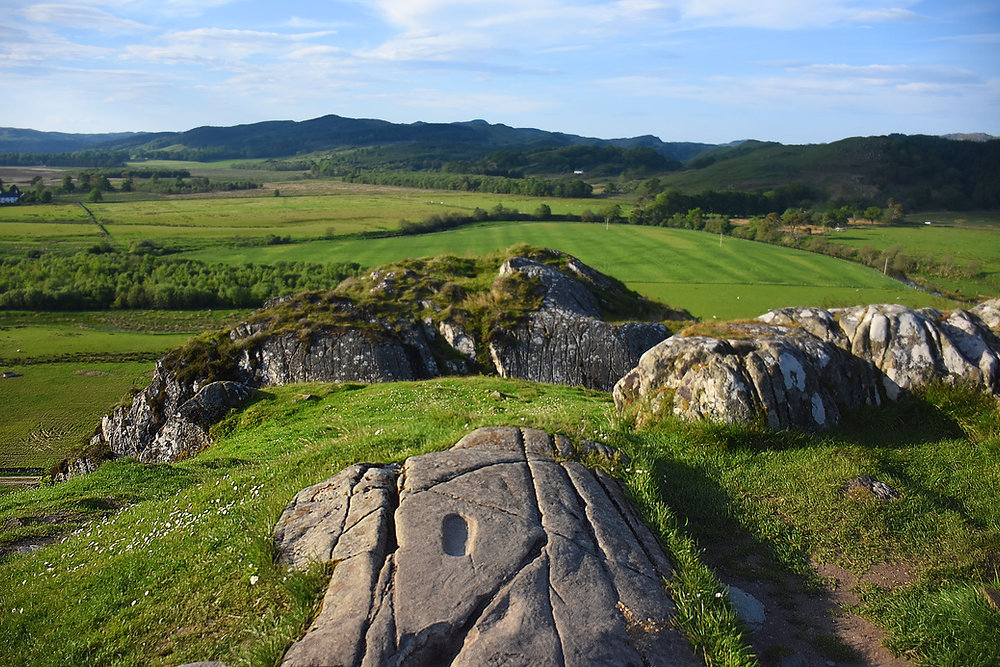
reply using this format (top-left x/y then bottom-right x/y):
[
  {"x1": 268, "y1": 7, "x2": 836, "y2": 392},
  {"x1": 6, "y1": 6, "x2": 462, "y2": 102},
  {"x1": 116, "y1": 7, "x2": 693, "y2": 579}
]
[
  {"x1": 613, "y1": 323, "x2": 885, "y2": 430},
  {"x1": 139, "y1": 381, "x2": 254, "y2": 463},
  {"x1": 234, "y1": 325, "x2": 442, "y2": 386},
  {"x1": 273, "y1": 427, "x2": 697, "y2": 667},
  {"x1": 489, "y1": 257, "x2": 670, "y2": 392},
  {"x1": 81, "y1": 250, "x2": 671, "y2": 467},
  {"x1": 616, "y1": 302, "x2": 1000, "y2": 430}
]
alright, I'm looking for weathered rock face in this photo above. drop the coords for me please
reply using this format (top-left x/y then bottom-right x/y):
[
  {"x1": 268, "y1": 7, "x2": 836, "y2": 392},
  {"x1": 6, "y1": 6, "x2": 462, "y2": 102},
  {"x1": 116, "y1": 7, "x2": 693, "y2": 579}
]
[
  {"x1": 489, "y1": 257, "x2": 669, "y2": 392},
  {"x1": 617, "y1": 302, "x2": 1000, "y2": 430},
  {"x1": 84, "y1": 251, "x2": 670, "y2": 468},
  {"x1": 614, "y1": 323, "x2": 885, "y2": 430},
  {"x1": 100, "y1": 372, "x2": 255, "y2": 463},
  {"x1": 139, "y1": 381, "x2": 255, "y2": 463},
  {"x1": 274, "y1": 427, "x2": 697, "y2": 667},
  {"x1": 234, "y1": 325, "x2": 441, "y2": 387},
  {"x1": 761, "y1": 303, "x2": 1000, "y2": 398}
]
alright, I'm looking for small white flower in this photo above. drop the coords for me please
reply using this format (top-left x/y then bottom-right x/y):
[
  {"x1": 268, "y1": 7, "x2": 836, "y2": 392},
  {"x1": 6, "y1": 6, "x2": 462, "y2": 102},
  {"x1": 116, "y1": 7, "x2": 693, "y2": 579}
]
[{"x1": 249, "y1": 575, "x2": 259, "y2": 585}]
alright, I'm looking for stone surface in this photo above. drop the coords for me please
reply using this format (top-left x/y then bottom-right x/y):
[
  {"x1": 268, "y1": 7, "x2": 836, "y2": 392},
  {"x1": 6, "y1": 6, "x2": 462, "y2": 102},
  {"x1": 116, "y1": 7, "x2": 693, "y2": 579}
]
[
  {"x1": 273, "y1": 426, "x2": 697, "y2": 667},
  {"x1": 844, "y1": 475, "x2": 901, "y2": 500},
  {"x1": 140, "y1": 381, "x2": 255, "y2": 463},
  {"x1": 614, "y1": 323, "x2": 885, "y2": 431},
  {"x1": 618, "y1": 302, "x2": 1000, "y2": 430},
  {"x1": 726, "y1": 585, "x2": 766, "y2": 631},
  {"x1": 489, "y1": 257, "x2": 669, "y2": 392}
]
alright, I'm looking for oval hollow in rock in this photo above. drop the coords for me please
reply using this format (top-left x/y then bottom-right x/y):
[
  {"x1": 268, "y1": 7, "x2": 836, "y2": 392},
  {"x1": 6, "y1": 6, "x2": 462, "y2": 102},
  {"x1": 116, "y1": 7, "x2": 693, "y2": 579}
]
[{"x1": 441, "y1": 513, "x2": 469, "y2": 557}]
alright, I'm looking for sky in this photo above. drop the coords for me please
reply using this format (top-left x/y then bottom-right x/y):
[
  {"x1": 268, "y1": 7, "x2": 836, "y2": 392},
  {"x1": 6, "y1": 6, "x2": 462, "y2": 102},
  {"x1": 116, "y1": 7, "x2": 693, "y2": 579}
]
[{"x1": 2, "y1": 0, "x2": 998, "y2": 144}]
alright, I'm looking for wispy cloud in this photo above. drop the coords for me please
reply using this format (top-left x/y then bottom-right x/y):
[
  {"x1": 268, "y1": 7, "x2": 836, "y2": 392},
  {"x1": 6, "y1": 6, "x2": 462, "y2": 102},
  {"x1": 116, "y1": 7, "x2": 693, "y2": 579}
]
[{"x1": 21, "y1": 3, "x2": 151, "y2": 32}]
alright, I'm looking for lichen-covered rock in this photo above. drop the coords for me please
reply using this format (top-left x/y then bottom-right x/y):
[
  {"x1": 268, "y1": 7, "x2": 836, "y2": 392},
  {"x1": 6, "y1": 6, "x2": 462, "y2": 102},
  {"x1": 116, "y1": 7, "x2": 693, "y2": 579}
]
[
  {"x1": 614, "y1": 324, "x2": 884, "y2": 430},
  {"x1": 78, "y1": 250, "x2": 680, "y2": 472},
  {"x1": 235, "y1": 325, "x2": 441, "y2": 386},
  {"x1": 763, "y1": 303, "x2": 1000, "y2": 398},
  {"x1": 100, "y1": 360, "x2": 199, "y2": 460},
  {"x1": 618, "y1": 302, "x2": 1000, "y2": 430},
  {"x1": 274, "y1": 427, "x2": 696, "y2": 667},
  {"x1": 139, "y1": 381, "x2": 254, "y2": 463},
  {"x1": 489, "y1": 257, "x2": 669, "y2": 392}
]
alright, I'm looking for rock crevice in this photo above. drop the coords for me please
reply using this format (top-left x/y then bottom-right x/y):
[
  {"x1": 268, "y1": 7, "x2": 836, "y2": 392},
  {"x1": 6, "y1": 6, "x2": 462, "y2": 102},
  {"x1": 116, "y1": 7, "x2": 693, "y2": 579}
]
[{"x1": 273, "y1": 427, "x2": 697, "y2": 667}]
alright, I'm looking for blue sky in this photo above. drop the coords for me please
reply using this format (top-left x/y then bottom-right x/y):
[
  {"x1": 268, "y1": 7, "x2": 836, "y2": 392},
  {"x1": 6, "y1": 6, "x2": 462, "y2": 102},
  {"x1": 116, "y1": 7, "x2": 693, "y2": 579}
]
[{"x1": 2, "y1": 0, "x2": 998, "y2": 144}]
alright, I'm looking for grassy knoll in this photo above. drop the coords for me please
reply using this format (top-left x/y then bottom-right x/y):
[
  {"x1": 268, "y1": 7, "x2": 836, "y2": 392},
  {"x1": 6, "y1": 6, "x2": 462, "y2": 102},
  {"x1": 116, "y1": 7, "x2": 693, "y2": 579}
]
[
  {"x1": 824, "y1": 222, "x2": 1000, "y2": 301},
  {"x1": 1, "y1": 378, "x2": 996, "y2": 665},
  {"x1": 180, "y1": 221, "x2": 958, "y2": 320},
  {"x1": 0, "y1": 362, "x2": 153, "y2": 468}
]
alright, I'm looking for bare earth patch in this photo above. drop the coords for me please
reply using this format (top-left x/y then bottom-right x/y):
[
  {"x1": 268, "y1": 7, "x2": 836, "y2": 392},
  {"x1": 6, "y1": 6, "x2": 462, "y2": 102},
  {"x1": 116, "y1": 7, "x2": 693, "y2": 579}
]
[{"x1": 705, "y1": 546, "x2": 914, "y2": 666}]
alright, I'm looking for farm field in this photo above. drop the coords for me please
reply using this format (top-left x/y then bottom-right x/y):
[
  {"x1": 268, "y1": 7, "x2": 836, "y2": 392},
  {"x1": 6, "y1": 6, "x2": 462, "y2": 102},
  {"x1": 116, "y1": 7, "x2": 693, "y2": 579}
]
[
  {"x1": 0, "y1": 361, "x2": 153, "y2": 468},
  {"x1": 824, "y1": 222, "x2": 1000, "y2": 300},
  {"x1": 0, "y1": 310, "x2": 249, "y2": 467},
  {"x1": 0, "y1": 310, "x2": 248, "y2": 364},
  {"x1": 180, "y1": 220, "x2": 958, "y2": 320}
]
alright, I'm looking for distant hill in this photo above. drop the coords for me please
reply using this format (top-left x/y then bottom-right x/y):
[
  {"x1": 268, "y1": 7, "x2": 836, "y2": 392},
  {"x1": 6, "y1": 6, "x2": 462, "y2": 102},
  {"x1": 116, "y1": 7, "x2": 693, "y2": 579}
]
[
  {"x1": 657, "y1": 134, "x2": 1000, "y2": 210},
  {"x1": 0, "y1": 128, "x2": 147, "y2": 154},
  {"x1": 0, "y1": 115, "x2": 715, "y2": 164},
  {"x1": 1, "y1": 117, "x2": 996, "y2": 210}
]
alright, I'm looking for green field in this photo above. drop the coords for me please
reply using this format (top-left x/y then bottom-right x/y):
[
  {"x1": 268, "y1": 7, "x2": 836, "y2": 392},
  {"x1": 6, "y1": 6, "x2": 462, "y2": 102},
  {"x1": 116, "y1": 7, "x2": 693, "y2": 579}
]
[
  {"x1": 0, "y1": 310, "x2": 248, "y2": 364},
  {"x1": 0, "y1": 361, "x2": 154, "y2": 468},
  {"x1": 180, "y1": 220, "x2": 958, "y2": 319},
  {"x1": 825, "y1": 223, "x2": 1000, "y2": 300}
]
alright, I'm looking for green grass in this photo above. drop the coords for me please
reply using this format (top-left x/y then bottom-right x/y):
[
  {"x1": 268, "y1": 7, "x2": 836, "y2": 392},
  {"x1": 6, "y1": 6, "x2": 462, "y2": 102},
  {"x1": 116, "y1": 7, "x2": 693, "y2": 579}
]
[
  {"x1": 0, "y1": 311, "x2": 251, "y2": 467},
  {"x1": 824, "y1": 222, "x2": 1000, "y2": 300},
  {"x1": 0, "y1": 361, "x2": 154, "y2": 468},
  {"x1": 0, "y1": 310, "x2": 249, "y2": 364},
  {"x1": 1, "y1": 378, "x2": 996, "y2": 665},
  {"x1": 0, "y1": 378, "x2": 622, "y2": 666},
  {"x1": 179, "y1": 221, "x2": 959, "y2": 320}
]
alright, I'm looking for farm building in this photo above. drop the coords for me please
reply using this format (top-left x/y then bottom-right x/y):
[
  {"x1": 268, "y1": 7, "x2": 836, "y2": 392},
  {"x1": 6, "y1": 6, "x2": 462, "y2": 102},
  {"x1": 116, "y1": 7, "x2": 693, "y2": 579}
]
[{"x1": 0, "y1": 185, "x2": 22, "y2": 204}]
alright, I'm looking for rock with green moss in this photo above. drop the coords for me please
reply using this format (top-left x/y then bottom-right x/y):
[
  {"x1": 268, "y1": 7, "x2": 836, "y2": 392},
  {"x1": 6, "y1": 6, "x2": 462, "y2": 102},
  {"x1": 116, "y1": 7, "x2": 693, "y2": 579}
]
[
  {"x1": 488, "y1": 256, "x2": 670, "y2": 392},
  {"x1": 84, "y1": 248, "x2": 677, "y2": 468}
]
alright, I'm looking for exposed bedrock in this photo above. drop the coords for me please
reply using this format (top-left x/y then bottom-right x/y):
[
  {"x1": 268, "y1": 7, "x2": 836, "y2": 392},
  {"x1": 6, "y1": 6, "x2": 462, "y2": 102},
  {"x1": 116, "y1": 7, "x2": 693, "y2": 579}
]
[
  {"x1": 88, "y1": 251, "x2": 670, "y2": 465},
  {"x1": 488, "y1": 256, "x2": 669, "y2": 392},
  {"x1": 615, "y1": 302, "x2": 1000, "y2": 430},
  {"x1": 273, "y1": 426, "x2": 698, "y2": 667}
]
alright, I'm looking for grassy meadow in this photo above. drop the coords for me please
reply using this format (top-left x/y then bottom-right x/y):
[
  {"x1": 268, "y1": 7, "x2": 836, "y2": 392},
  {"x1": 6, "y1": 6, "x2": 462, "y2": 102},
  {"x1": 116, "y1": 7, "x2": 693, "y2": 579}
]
[
  {"x1": 823, "y1": 220, "x2": 1000, "y2": 300},
  {"x1": 0, "y1": 310, "x2": 248, "y2": 468},
  {"x1": 1, "y1": 172, "x2": 999, "y2": 665},
  {"x1": 0, "y1": 378, "x2": 996, "y2": 666},
  {"x1": 179, "y1": 220, "x2": 958, "y2": 320}
]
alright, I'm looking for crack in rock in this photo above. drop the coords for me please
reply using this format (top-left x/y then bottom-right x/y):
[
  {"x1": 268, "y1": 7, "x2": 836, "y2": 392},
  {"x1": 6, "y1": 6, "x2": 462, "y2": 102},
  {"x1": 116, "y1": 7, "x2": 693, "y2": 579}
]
[{"x1": 273, "y1": 426, "x2": 699, "y2": 666}]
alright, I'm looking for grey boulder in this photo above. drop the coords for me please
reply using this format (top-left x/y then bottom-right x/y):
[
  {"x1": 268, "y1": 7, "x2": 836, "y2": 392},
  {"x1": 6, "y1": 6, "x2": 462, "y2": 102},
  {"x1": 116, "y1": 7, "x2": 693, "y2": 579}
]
[{"x1": 273, "y1": 426, "x2": 697, "y2": 667}]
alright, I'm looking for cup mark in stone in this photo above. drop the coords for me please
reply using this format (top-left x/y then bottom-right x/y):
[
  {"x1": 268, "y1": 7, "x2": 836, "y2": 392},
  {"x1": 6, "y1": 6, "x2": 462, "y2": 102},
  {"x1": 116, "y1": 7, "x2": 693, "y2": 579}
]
[{"x1": 442, "y1": 513, "x2": 469, "y2": 557}]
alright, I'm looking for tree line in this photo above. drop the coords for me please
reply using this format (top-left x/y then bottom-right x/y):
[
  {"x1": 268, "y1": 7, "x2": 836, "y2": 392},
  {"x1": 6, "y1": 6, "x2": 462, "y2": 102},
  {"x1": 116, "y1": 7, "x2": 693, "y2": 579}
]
[
  {"x1": 0, "y1": 250, "x2": 360, "y2": 310},
  {"x1": 340, "y1": 170, "x2": 593, "y2": 198}
]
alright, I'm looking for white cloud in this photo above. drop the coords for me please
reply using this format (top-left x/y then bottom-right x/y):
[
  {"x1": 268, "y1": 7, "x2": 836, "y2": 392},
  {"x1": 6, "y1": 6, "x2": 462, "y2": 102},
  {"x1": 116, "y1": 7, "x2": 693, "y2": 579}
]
[
  {"x1": 850, "y1": 8, "x2": 921, "y2": 23},
  {"x1": 22, "y1": 3, "x2": 150, "y2": 32},
  {"x1": 122, "y1": 28, "x2": 339, "y2": 69}
]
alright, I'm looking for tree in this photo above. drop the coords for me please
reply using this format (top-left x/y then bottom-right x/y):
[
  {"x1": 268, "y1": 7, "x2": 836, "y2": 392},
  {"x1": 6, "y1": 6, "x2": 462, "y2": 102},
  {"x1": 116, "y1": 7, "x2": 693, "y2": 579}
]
[
  {"x1": 883, "y1": 198, "x2": 904, "y2": 225},
  {"x1": 863, "y1": 206, "x2": 883, "y2": 223},
  {"x1": 533, "y1": 203, "x2": 552, "y2": 220},
  {"x1": 61, "y1": 175, "x2": 75, "y2": 193},
  {"x1": 87, "y1": 188, "x2": 103, "y2": 202}
]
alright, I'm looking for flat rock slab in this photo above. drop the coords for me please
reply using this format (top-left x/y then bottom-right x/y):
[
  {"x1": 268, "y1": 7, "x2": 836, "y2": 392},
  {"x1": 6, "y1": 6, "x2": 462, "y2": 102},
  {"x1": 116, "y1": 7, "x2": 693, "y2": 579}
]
[{"x1": 274, "y1": 426, "x2": 697, "y2": 667}]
